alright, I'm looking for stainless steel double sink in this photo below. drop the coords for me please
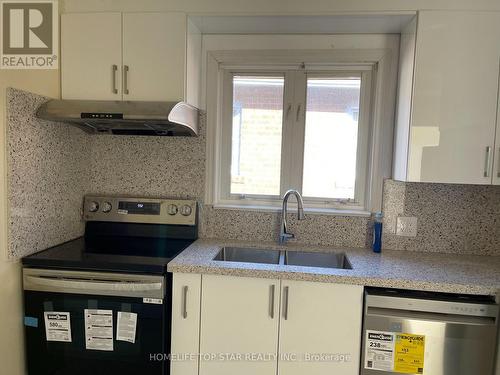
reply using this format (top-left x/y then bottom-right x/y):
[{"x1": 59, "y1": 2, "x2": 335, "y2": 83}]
[{"x1": 213, "y1": 246, "x2": 352, "y2": 270}]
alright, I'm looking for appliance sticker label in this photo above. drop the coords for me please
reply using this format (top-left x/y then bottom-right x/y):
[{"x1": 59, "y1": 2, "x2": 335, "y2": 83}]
[
  {"x1": 143, "y1": 297, "x2": 163, "y2": 304},
  {"x1": 44, "y1": 312, "x2": 72, "y2": 342},
  {"x1": 84, "y1": 309, "x2": 113, "y2": 351},
  {"x1": 24, "y1": 316, "x2": 38, "y2": 328},
  {"x1": 394, "y1": 333, "x2": 425, "y2": 374},
  {"x1": 365, "y1": 330, "x2": 425, "y2": 373},
  {"x1": 365, "y1": 330, "x2": 395, "y2": 371},
  {"x1": 116, "y1": 312, "x2": 138, "y2": 344}
]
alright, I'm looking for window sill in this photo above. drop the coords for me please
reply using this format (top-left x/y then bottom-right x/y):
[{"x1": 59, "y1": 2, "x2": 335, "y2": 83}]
[{"x1": 211, "y1": 203, "x2": 372, "y2": 217}]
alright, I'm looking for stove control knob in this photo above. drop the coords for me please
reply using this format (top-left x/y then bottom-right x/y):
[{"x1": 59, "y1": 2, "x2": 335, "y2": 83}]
[
  {"x1": 180, "y1": 204, "x2": 192, "y2": 216},
  {"x1": 102, "y1": 202, "x2": 112, "y2": 213},
  {"x1": 167, "y1": 204, "x2": 178, "y2": 215},
  {"x1": 88, "y1": 201, "x2": 99, "y2": 212}
]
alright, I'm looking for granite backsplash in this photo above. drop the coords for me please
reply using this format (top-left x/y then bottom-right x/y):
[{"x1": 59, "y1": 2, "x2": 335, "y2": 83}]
[
  {"x1": 6, "y1": 88, "x2": 500, "y2": 258},
  {"x1": 383, "y1": 179, "x2": 500, "y2": 255},
  {"x1": 200, "y1": 205, "x2": 373, "y2": 248},
  {"x1": 6, "y1": 88, "x2": 90, "y2": 259},
  {"x1": 6, "y1": 88, "x2": 207, "y2": 259}
]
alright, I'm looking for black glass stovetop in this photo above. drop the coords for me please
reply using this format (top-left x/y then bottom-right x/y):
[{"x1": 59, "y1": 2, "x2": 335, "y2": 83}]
[{"x1": 22, "y1": 221, "x2": 197, "y2": 274}]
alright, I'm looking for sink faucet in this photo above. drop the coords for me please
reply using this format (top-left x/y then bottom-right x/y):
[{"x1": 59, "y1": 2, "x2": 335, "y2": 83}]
[{"x1": 279, "y1": 189, "x2": 306, "y2": 244}]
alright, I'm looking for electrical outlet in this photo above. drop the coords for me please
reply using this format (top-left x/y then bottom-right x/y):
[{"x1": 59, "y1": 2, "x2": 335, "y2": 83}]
[{"x1": 396, "y1": 216, "x2": 418, "y2": 237}]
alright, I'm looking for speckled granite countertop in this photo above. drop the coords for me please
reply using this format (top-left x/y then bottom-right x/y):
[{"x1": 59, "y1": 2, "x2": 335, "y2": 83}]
[{"x1": 168, "y1": 239, "x2": 500, "y2": 296}]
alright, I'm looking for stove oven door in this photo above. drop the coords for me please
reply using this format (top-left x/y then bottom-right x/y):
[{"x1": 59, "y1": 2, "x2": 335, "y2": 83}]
[{"x1": 23, "y1": 268, "x2": 170, "y2": 375}]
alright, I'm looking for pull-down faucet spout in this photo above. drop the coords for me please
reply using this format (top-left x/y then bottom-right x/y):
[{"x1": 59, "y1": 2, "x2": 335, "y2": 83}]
[{"x1": 279, "y1": 189, "x2": 306, "y2": 244}]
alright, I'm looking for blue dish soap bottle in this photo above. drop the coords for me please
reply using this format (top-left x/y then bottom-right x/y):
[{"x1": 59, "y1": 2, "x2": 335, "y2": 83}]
[{"x1": 372, "y1": 212, "x2": 383, "y2": 253}]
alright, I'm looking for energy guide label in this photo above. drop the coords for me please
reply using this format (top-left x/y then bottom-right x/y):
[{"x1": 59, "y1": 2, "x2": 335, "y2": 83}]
[
  {"x1": 394, "y1": 333, "x2": 425, "y2": 374},
  {"x1": 365, "y1": 330, "x2": 425, "y2": 374},
  {"x1": 365, "y1": 330, "x2": 395, "y2": 371},
  {"x1": 44, "y1": 312, "x2": 72, "y2": 342}
]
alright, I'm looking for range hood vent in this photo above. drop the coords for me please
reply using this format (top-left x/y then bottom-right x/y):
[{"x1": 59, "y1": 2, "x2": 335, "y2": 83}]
[{"x1": 36, "y1": 100, "x2": 199, "y2": 136}]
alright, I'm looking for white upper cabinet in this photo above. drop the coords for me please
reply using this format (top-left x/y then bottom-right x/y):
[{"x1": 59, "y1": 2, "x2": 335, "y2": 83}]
[
  {"x1": 61, "y1": 13, "x2": 122, "y2": 100},
  {"x1": 122, "y1": 13, "x2": 187, "y2": 101},
  {"x1": 199, "y1": 275, "x2": 280, "y2": 375},
  {"x1": 61, "y1": 12, "x2": 201, "y2": 104},
  {"x1": 278, "y1": 280, "x2": 363, "y2": 375},
  {"x1": 395, "y1": 11, "x2": 500, "y2": 184},
  {"x1": 494, "y1": 99, "x2": 500, "y2": 186}
]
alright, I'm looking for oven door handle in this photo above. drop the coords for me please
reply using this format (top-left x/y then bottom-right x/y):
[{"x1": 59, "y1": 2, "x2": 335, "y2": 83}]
[{"x1": 24, "y1": 275, "x2": 164, "y2": 299}]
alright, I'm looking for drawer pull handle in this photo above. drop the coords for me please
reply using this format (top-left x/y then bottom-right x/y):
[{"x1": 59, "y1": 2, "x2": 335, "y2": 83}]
[
  {"x1": 111, "y1": 65, "x2": 118, "y2": 94},
  {"x1": 484, "y1": 146, "x2": 492, "y2": 178},
  {"x1": 182, "y1": 285, "x2": 188, "y2": 319},
  {"x1": 269, "y1": 285, "x2": 275, "y2": 319},
  {"x1": 283, "y1": 286, "x2": 289, "y2": 320},
  {"x1": 123, "y1": 65, "x2": 130, "y2": 95}
]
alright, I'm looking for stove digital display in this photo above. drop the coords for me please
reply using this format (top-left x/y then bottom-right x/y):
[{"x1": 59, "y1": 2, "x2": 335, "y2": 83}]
[{"x1": 118, "y1": 201, "x2": 160, "y2": 215}]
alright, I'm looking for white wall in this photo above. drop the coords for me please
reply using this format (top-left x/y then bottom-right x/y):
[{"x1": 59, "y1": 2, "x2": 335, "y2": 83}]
[
  {"x1": 61, "y1": 0, "x2": 500, "y2": 13},
  {"x1": 0, "y1": 71, "x2": 59, "y2": 375}
]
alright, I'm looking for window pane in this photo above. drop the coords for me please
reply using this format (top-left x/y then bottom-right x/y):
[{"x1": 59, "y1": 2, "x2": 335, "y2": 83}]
[
  {"x1": 302, "y1": 77, "x2": 361, "y2": 200},
  {"x1": 231, "y1": 76, "x2": 284, "y2": 196}
]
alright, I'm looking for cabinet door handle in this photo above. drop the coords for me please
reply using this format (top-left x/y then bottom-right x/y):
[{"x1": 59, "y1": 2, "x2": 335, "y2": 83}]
[
  {"x1": 111, "y1": 65, "x2": 118, "y2": 94},
  {"x1": 182, "y1": 285, "x2": 188, "y2": 319},
  {"x1": 295, "y1": 104, "x2": 302, "y2": 122},
  {"x1": 283, "y1": 286, "x2": 289, "y2": 320},
  {"x1": 285, "y1": 104, "x2": 292, "y2": 120},
  {"x1": 484, "y1": 146, "x2": 492, "y2": 178},
  {"x1": 269, "y1": 285, "x2": 275, "y2": 319},
  {"x1": 123, "y1": 65, "x2": 129, "y2": 95}
]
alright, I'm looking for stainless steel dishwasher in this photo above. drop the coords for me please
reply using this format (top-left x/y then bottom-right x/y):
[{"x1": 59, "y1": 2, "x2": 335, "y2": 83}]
[{"x1": 361, "y1": 288, "x2": 499, "y2": 375}]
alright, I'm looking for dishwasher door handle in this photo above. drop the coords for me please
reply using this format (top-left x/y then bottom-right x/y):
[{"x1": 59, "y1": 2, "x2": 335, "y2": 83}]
[{"x1": 366, "y1": 306, "x2": 497, "y2": 325}]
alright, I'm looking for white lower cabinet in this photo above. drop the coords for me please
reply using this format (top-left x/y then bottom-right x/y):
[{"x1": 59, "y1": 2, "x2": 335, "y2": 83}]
[
  {"x1": 170, "y1": 273, "x2": 364, "y2": 375},
  {"x1": 278, "y1": 280, "x2": 363, "y2": 375},
  {"x1": 170, "y1": 273, "x2": 202, "y2": 375},
  {"x1": 199, "y1": 275, "x2": 280, "y2": 375}
]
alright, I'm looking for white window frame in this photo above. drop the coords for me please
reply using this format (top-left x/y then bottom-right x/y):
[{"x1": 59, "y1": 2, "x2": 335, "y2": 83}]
[
  {"x1": 220, "y1": 70, "x2": 286, "y2": 202},
  {"x1": 219, "y1": 67, "x2": 373, "y2": 210},
  {"x1": 287, "y1": 70, "x2": 373, "y2": 209},
  {"x1": 205, "y1": 44, "x2": 399, "y2": 216}
]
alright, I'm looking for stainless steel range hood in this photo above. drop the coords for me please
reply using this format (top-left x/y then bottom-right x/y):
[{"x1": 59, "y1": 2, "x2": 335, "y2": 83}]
[{"x1": 36, "y1": 100, "x2": 199, "y2": 136}]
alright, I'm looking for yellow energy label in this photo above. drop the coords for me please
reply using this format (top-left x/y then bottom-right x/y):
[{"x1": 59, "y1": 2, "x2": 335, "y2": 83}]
[{"x1": 394, "y1": 333, "x2": 425, "y2": 374}]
